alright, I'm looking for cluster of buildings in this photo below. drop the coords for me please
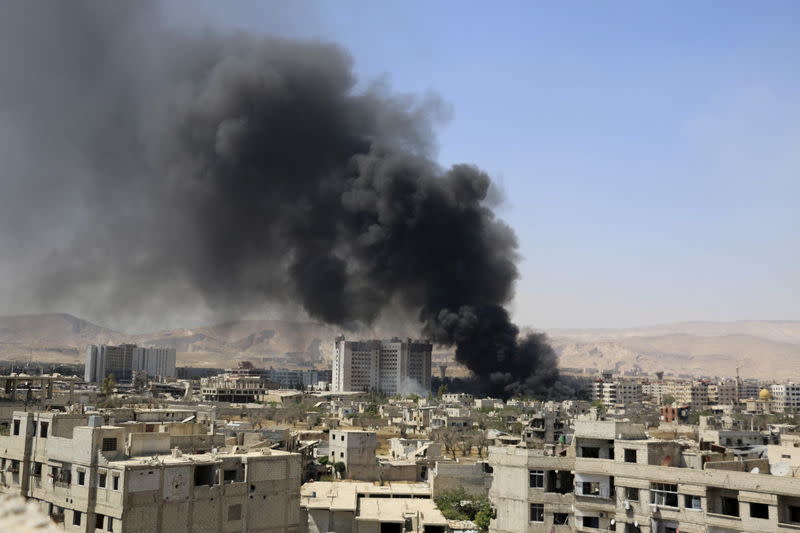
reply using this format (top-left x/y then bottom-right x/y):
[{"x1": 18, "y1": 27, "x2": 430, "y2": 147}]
[
  {"x1": 586, "y1": 370, "x2": 800, "y2": 415},
  {"x1": 5, "y1": 338, "x2": 800, "y2": 533}
]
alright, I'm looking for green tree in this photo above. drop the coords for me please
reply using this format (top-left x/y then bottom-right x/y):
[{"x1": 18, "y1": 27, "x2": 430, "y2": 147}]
[
  {"x1": 333, "y1": 462, "x2": 346, "y2": 476},
  {"x1": 101, "y1": 374, "x2": 116, "y2": 396},
  {"x1": 434, "y1": 487, "x2": 493, "y2": 532},
  {"x1": 437, "y1": 384, "x2": 448, "y2": 399}
]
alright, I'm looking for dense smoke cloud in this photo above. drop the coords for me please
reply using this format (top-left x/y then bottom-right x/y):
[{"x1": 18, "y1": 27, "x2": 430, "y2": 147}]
[{"x1": 0, "y1": 1, "x2": 558, "y2": 397}]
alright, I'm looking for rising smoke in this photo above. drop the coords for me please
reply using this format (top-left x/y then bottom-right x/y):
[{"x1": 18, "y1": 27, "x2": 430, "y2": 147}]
[{"x1": 0, "y1": 1, "x2": 559, "y2": 397}]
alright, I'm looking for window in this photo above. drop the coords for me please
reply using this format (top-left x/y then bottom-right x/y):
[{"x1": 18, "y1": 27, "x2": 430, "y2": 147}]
[
  {"x1": 96, "y1": 513, "x2": 105, "y2": 530},
  {"x1": 581, "y1": 482, "x2": 600, "y2": 496},
  {"x1": 790, "y1": 505, "x2": 800, "y2": 523},
  {"x1": 78, "y1": 470, "x2": 86, "y2": 485},
  {"x1": 32, "y1": 462, "x2": 42, "y2": 478},
  {"x1": 101, "y1": 438, "x2": 117, "y2": 452},
  {"x1": 194, "y1": 464, "x2": 217, "y2": 486},
  {"x1": 720, "y1": 496, "x2": 739, "y2": 517},
  {"x1": 107, "y1": 517, "x2": 114, "y2": 531},
  {"x1": 624, "y1": 449, "x2": 637, "y2": 463},
  {"x1": 651, "y1": 483, "x2": 678, "y2": 507},
  {"x1": 99, "y1": 472, "x2": 107, "y2": 488},
  {"x1": 685, "y1": 494, "x2": 701, "y2": 510},
  {"x1": 750, "y1": 502, "x2": 768, "y2": 519},
  {"x1": 582, "y1": 516, "x2": 600, "y2": 528},
  {"x1": 625, "y1": 487, "x2": 639, "y2": 501},
  {"x1": 553, "y1": 513, "x2": 569, "y2": 525},
  {"x1": 228, "y1": 504, "x2": 242, "y2": 521},
  {"x1": 664, "y1": 527, "x2": 677, "y2": 533},
  {"x1": 529, "y1": 503, "x2": 543, "y2": 522},
  {"x1": 40, "y1": 422, "x2": 49, "y2": 438},
  {"x1": 112, "y1": 475, "x2": 119, "y2": 490},
  {"x1": 581, "y1": 446, "x2": 600, "y2": 458},
  {"x1": 73, "y1": 511, "x2": 81, "y2": 526},
  {"x1": 13, "y1": 420, "x2": 19, "y2": 436},
  {"x1": 529, "y1": 470, "x2": 544, "y2": 488}
]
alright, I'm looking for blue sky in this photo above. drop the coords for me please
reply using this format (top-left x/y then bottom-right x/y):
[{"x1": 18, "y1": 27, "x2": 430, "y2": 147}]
[{"x1": 165, "y1": 1, "x2": 800, "y2": 329}]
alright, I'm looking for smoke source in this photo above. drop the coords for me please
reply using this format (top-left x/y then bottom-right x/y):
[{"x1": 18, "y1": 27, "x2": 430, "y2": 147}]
[{"x1": 0, "y1": 2, "x2": 558, "y2": 397}]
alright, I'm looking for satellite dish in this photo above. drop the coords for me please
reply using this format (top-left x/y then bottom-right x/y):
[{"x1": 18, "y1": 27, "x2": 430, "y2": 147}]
[
  {"x1": 750, "y1": 467, "x2": 760, "y2": 474},
  {"x1": 772, "y1": 462, "x2": 792, "y2": 477}
]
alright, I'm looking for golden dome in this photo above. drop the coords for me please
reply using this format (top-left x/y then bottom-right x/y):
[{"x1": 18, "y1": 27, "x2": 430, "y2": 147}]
[{"x1": 759, "y1": 388, "x2": 772, "y2": 400}]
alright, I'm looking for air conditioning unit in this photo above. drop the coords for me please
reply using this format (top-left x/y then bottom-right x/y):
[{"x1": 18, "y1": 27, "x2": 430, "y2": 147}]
[{"x1": 624, "y1": 500, "x2": 631, "y2": 510}]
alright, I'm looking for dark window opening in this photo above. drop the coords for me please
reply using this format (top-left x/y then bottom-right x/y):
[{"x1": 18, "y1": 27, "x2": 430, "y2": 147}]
[
  {"x1": 582, "y1": 516, "x2": 600, "y2": 528},
  {"x1": 99, "y1": 472, "x2": 107, "y2": 488},
  {"x1": 750, "y1": 502, "x2": 769, "y2": 519},
  {"x1": 40, "y1": 422, "x2": 49, "y2": 438},
  {"x1": 790, "y1": 505, "x2": 800, "y2": 523},
  {"x1": 13, "y1": 420, "x2": 20, "y2": 436},
  {"x1": 101, "y1": 438, "x2": 117, "y2": 452},
  {"x1": 625, "y1": 487, "x2": 639, "y2": 501},
  {"x1": 529, "y1": 470, "x2": 544, "y2": 488},
  {"x1": 624, "y1": 449, "x2": 637, "y2": 463},
  {"x1": 529, "y1": 503, "x2": 544, "y2": 522},
  {"x1": 112, "y1": 476, "x2": 119, "y2": 490},
  {"x1": 581, "y1": 446, "x2": 600, "y2": 458},
  {"x1": 78, "y1": 471, "x2": 85, "y2": 485},
  {"x1": 194, "y1": 464, "x2": 217, "y2": 486},
  {"x1": 554, "y1": 513, "x2": 569, "y2": 525},
  {"x1": 95, "y1": 513, "x2": 105, "y2": 530},
  {"x1": 721, "y1": 496, "x2": 739, "y2": 517},
  {"x1": 73, "y1": 511, "x2": 81, "y2": 526}
]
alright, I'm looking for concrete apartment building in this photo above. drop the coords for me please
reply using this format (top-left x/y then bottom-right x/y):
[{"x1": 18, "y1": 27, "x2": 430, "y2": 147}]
[
  {"x1": 589, "y1": 378, "x2": 642, "y2": 407},
  {"x1": 300, "y1": 481, "x2": 440, "y2": 533},
  {"x1": 85, "y1": 344, "x2": 177, "y2": 383},
  {"x1": 489, "y1": 419, "x2": 800, "y2": 533},
  {"x1": 0, "y1": 411, "x2": 301, "y2": 533},
  {"x1": 770, "y1": 384, "x2": 800, "y2": 414},
  {"x1": 327, "y1": 430, "x2": 378, "y2": 480},
  {"x1": 332, "y1": 336, "x2": 432, "y2": 396}
]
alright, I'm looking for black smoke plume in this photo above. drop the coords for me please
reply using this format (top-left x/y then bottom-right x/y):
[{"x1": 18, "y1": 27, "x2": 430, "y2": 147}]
[{"x1": 0, "y1": 2, "x2": 558, "y2": 397}]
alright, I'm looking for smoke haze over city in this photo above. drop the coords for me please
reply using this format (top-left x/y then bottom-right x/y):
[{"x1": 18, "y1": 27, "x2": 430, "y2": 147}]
[{"x1": 0, "y1": 1, "x2": 560, "y2": 396}]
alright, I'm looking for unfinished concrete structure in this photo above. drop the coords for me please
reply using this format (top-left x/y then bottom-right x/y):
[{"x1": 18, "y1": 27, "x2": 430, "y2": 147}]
[{"x1": 0, "y1": 411, "x2": 301, "y2": 532}]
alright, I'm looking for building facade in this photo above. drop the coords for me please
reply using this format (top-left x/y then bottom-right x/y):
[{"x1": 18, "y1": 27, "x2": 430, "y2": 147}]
[
  {"x1": 132, "y1": 346, "x2": 177, "y2": 379},
  {"x1": 489, "y1": 419, "x2": 800, "y2": 533},
  {"x1": 84, "y1": 344, "x2": 137, "y2": 383},
  {"x1": 331, "y1": 336, "x2": 432, "y2": 395},
  {"x1": 85, "y1": 344, "x2": 176, "y2": 383},
  {"x1": 0, "y1": 411, "x2": 301, "y2": 533}
]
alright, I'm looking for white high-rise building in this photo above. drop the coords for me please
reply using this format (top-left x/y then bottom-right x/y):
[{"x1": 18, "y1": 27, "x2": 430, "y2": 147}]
[
  {"x1": 332, "y1": 336, "x2": 432, "y2": 395},
  {"x1": 132, "y1": 346, "x2": 177, "y2": 379},
  {"x1": 85, "y1": 344, "x2": 176, "y2": 383}
]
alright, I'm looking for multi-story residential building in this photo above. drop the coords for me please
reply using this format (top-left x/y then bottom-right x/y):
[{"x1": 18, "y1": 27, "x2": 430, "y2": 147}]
[
  {"x1": 770, "y1": 383, "x2": 800, "y2": 414},
  {"x1": 489, "y1": 419, "x2": 800, "y2": 533},
  {"x1": 327, "y1": 430, "x2": 378, "y2": 481},
  {"x1": 589, "y1": 378, "x2": 642, "y2": 407},
  {"x1": 200, "y1": 371, "x2": 279, "y2": 403},
  {"x1": 131, "y1": 346, "x2": 177, "y2": 379},
  {"x1": 331, "y1": 336, "x2": 432, "y2": 395},
  {"x1": 85, "y1": 344, "x2": 176, "y2": 383},
  {"x1": 666, "y1": 380, "x2": 710, "y2": 407},
  {"x1": 0, "y1": 411, "x2": 301, "y2": 533}
]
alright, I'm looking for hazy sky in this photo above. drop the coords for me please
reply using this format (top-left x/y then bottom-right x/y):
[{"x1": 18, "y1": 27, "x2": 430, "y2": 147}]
[{"x1": 159, "y1": 0, "x2": 799, "y2": 329}]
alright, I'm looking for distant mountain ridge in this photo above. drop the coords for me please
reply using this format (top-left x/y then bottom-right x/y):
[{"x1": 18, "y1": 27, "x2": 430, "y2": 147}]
[{"x1": 1, "y1": 313, "x2": 798, "y2": 378}]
